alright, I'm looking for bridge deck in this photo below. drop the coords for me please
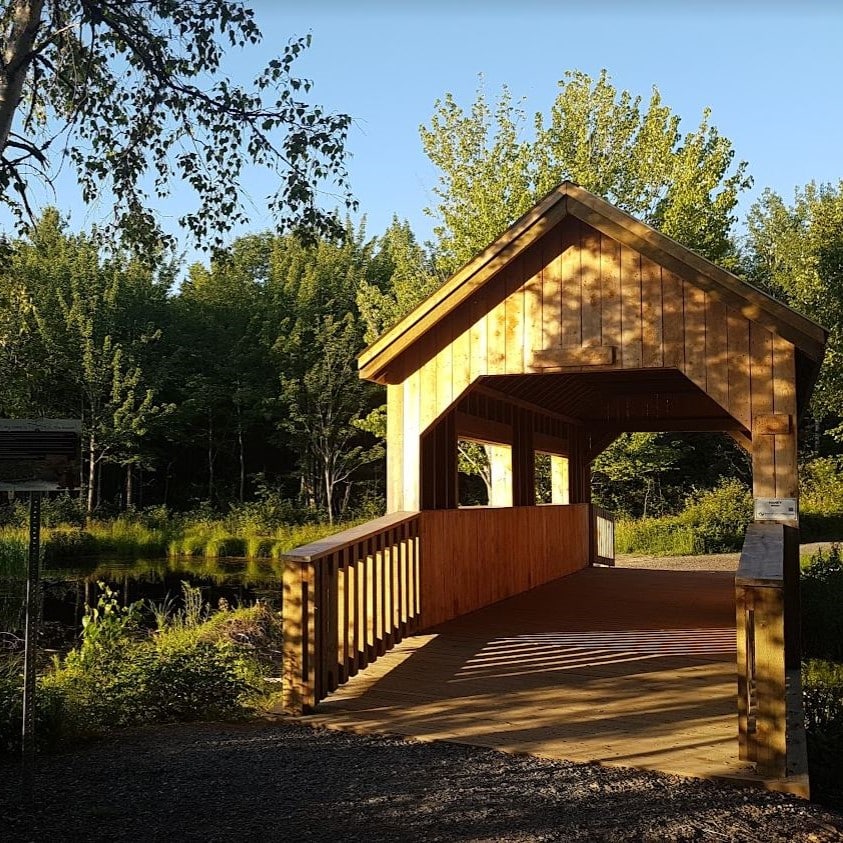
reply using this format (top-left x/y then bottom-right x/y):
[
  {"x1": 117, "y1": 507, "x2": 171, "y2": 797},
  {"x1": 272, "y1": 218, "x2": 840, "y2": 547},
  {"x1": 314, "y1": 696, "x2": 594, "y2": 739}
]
[{"x1": 297, "y1": 565, "x2": 769, "y2": 785}]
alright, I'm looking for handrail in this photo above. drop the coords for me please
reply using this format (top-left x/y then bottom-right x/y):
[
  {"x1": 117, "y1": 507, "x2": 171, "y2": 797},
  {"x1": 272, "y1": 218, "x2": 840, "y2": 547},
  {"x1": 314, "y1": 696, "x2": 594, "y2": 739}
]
[
  {"x1": 735, "y1": 522, "x2": 799, "y2": 778},
  {"x1": 282, "y1": 511, "x2": 421, "y2": 713},
  {"x1": 592, "y1": 505, "x2": 616, "y2": 566}
]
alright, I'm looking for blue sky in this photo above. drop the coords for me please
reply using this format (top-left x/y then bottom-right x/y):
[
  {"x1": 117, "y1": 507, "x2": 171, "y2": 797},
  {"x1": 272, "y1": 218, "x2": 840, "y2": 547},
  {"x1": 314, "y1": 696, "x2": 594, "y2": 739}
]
[{"x1": 10, "y1": 1, "x2": 843, "y2": 261}]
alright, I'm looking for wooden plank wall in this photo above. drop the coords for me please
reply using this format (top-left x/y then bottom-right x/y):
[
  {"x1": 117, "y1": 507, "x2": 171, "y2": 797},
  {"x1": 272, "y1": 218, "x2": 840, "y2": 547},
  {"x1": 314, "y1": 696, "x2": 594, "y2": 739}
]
[
  {"x1": 387, "y1": 215, "x2": 799, "y2": 513},
  {"x1": 419, "y1": 503, "x2": 591, "y2": 629}
]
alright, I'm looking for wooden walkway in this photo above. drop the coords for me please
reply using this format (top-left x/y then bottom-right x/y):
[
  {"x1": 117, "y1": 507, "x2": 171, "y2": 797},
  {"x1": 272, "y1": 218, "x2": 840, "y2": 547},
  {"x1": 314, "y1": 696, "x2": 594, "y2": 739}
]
[{"x1": 299, "y1": 566, "x2": 763, "y2": 785}]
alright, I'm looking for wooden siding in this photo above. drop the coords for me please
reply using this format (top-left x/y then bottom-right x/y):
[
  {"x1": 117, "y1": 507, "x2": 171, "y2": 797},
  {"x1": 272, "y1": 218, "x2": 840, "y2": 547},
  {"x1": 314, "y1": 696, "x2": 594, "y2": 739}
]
[
  {"x1": 419, "y1": 504, "x2": 591, "y2": 629},
  {"x1": 385, "y1": 216, "x2": 800, "y2": 512}
]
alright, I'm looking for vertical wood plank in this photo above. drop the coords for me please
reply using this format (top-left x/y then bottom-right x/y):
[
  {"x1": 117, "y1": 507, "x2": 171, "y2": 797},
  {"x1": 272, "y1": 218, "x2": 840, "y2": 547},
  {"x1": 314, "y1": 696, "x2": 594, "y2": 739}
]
[
  {"x1": 580, "y1": 223, "x2": 602, "y2": 347},
  {"x1": 542, "y1": 226, "x2": 563, "y2": 349},
  {"x1": 620, "y1": 245, "x2": 642, "y2": 368},
  {"x1": 386, "y1": 383, "x2": 404, "y2": 512},
  {"x1": 772, "y1": 335, "x2": 798, "y2": 501},
  {"x1": 683, "y1": 281, "x2": 707, "y2": 390},
  {"x1": 661, "y1": 269, "x2": 685, "y2": 369},
  {"x1": 726, "y1": 308, "x2": 751, "y2": 432},
  {"x1": 487, "y1": 274, "x2": 507, "y2": 375},
  {"x1": 523, "y1": 240, "x2": 544, "y2": 370},
  {"x1": 505, "y1": 257, "x2": 525, "y2": 373},
  {"x1": 402, "y1": 347, "x2": 421, "y2": 511},
  {"x1": 600, "y1": 234, "x2": 622, "y2": 357},
  {"x1": 705, "y1": 294, "x2": 729, "y2": 411},
  {"x1": 560, "y1": 218, "x2": 582, "y2": 347},
  {"x1": 754, "y1": 586, "x2": 787, "y2": 777},
  {"x1": 750, "y1": 324, "x2": 776, "y2": 499},
  {"x1": 469, "y1": 297, "x2": 488, "y2": 385},
  {"x1": 641, "y1": 257, "x2": 663, "y2": 368}
]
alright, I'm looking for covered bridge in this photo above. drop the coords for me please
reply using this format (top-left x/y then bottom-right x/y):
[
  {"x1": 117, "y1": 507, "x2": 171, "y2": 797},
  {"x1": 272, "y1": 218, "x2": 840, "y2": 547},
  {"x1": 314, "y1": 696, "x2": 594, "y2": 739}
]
[{"x1": 282, "y1": 182, "x2": 826, "y2": 796}]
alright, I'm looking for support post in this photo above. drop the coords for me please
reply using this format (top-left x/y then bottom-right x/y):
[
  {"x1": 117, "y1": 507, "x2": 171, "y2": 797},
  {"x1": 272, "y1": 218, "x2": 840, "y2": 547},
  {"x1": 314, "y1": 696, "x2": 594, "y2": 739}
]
[
  {"x1": 550, "y1": 455, "x2": 569, "y2": 505},
  {"x1": 22, "y1": 491, "x2": 41, "y2": 766},
  {"x1": 487, "y1": 444, "x2": 512, "y2": 507}
]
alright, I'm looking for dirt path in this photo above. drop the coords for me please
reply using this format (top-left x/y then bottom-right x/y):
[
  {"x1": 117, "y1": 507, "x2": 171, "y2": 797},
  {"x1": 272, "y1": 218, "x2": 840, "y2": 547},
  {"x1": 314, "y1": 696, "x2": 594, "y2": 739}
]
[
  {"x1": 2, "y1": 720, "x2": 842, "y2": 842},
  {"x1": 616, "y1": 541, "x2": 837, "y2": 573}
]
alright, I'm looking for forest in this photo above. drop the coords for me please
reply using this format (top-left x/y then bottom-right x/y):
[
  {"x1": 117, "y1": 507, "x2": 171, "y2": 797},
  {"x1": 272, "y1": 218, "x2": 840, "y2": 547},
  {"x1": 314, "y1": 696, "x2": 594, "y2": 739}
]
[{"x1": 2, "y1": 72, "x2": 842, "y2": 539}]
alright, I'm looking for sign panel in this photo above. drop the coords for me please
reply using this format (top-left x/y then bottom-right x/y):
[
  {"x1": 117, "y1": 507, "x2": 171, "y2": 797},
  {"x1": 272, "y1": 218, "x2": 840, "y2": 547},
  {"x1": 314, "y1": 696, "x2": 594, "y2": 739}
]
[
  {"x1": 0, "y1": 420, "x2": 81, "y2": 491},
  {"x1": 754, "y1": 497, "x2": 798, "y2": 523}
]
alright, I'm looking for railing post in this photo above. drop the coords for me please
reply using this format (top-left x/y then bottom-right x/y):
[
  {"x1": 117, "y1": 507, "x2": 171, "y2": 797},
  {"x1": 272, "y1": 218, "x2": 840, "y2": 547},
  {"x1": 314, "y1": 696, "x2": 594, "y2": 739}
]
[
  {"x1": 754, "y1": 584, "x2": 787, "y2": 776},
  {"x1": 282, "y1": 559, "x2": 317, "y2": 714},
  {"x1": 735, "y1": 585, "x2": 749, "y2": 761}
]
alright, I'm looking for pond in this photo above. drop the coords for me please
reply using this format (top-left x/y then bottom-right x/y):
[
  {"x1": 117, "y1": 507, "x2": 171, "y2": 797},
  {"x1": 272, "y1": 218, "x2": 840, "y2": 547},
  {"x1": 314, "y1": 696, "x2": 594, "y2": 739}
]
[{"x1": 0, "y1": 556, "x2": 283, "y2": 652}]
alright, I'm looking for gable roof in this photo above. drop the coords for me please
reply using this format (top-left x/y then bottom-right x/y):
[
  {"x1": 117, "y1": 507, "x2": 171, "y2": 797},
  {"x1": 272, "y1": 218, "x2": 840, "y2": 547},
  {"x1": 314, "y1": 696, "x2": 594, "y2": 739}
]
[{"x1": 358, "y1": 181, "x2": 826, "y2": 385}]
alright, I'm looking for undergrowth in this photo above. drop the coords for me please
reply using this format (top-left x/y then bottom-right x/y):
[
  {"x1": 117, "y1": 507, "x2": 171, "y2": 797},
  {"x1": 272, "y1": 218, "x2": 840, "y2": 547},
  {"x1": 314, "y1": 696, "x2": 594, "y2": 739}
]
[{"x1": 0, "y1": 582, "x2": 281, "y2": 754}]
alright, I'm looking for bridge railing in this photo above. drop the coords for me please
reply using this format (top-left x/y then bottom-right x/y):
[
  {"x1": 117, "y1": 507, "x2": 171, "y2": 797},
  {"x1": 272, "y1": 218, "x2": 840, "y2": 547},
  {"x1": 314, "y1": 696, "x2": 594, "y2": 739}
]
[
  {"x1": 282, "y1": 511, "x2": 421, "y2": 713},
  {"x1": 592, "y1": 505, "x2": 615, "y2": 566},
  {"x1": 735, "y1": 521, "x2": 800, "y2": 777}
]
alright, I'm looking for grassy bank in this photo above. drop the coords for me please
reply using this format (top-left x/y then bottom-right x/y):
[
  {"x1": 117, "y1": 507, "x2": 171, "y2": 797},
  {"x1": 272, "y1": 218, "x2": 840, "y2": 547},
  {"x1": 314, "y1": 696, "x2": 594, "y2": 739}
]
[
  {"x1": 0, "y1": 516, "x2": 359, "y2": 565},
  {"x1": 1, "y1": 582, "x2": 281, "y2": 754}
]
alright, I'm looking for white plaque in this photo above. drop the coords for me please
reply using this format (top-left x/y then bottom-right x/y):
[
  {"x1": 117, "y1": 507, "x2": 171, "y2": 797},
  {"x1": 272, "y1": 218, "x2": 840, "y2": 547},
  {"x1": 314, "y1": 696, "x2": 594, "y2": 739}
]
[{"x1": 754, "y1": 498, "x2": 798, "y2": 522}]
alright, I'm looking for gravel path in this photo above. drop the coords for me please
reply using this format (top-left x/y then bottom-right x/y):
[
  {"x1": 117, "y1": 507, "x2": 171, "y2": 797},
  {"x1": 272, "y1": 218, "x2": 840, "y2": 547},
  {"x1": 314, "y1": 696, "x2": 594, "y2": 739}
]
[
  {"x1": 616, "y1": 541, "x2": 837, "y2": 573},
  {"x1": 2, "y1": 720, "x2": 842, "y2": 842}
]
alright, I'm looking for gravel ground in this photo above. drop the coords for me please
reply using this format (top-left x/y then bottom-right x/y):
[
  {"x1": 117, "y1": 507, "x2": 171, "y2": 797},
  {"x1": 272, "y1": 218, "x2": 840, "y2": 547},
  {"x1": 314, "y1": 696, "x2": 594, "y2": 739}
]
[
  {"x1": 2, "y1": 720, "x2": 842, "y2": 843},
  {"x1": 616, "y1": 541, "x2": 837, "y2": 573}
]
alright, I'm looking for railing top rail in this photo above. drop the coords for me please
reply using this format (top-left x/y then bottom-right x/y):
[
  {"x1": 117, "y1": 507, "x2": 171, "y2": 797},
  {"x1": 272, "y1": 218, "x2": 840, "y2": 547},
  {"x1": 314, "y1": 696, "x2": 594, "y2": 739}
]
[
  {"x1": 593, "y1": 505, "x2": 615, "y2": 521},
  {"x1": 736, "y1": 522, "x2": 785, "y2": 587},
  {"x1": 282, "y1": 511, "x2": 420, "y2": 564}
]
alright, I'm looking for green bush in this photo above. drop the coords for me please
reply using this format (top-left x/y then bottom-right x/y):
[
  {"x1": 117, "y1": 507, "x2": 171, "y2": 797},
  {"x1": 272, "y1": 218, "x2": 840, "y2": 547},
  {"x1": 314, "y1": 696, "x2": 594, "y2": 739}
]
[
  {"x1": 30, "y1": 583, "x2": 267, "y2": 746},
  {"x1": 677, "y1": 479, "x2": 753, "y2": 552},
  {"x1": 0, "y1": 660, "x2": 64, "y2": 754},
  {"x1": 802, "y1": 658, "x2": 843, "y2": 808},
  {"x1": 615, "y1": 517, "x2": 701, "y2": 556},
  {"x1": 801, "y1": 545, "x2": 843, "y2": 662}
]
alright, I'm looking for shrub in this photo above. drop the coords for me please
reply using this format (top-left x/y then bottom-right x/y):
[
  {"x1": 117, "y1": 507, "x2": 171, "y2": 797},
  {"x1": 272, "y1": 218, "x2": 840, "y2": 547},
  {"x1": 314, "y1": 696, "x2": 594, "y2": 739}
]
[
  {"x1": 802, "y1": 658, "x2": 843, "y2": 808},
  {"x1": 677, "y1": 479, "x2": 753, "y2": 553},
  {"x1": 801, "y1": 545, "x2": 843, "y2": 662},
  {"x1": 33, "y1": 583, "x2": 266, "y2": 746},
  {"x1": 0, "y1": 660, "x2": 64, "y2": 754},
  {"x1": 615, "y1": 517, "x2": 701, "y2": 556}
]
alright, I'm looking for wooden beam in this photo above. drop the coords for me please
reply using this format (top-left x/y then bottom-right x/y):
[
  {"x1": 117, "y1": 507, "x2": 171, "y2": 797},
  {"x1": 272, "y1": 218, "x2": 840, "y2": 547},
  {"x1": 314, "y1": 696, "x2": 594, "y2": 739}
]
[
  {"x1": 753, "y1": 414, "x2": 792, "y2": 436},
  {"x1": 472, "y1": 383, "x2": 583, "y2": 427},
  {"x1": 533, "y1": 345, "x2": 616, "y2": 367},
  {"x1": 591, "y1": 417, "x2": 746, "y2": 434},
  {"x1": 454, "y1": 411, "x2": 512, "y2": 446}
]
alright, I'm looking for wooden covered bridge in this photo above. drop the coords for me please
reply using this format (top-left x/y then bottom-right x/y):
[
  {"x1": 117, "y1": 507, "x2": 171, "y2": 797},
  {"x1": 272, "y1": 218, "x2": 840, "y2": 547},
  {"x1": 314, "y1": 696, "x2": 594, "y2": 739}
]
[{"x1": 281, "y1": 182, "x2": 826, "y2": 796}]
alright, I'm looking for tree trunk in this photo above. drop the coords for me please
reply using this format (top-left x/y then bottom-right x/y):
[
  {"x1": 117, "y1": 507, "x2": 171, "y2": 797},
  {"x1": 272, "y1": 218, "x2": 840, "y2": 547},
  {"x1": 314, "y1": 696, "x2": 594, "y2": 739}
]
[
  {"x1": 237, "y1": 414, "x2": 245, "y2": 503},
  {"x1": 207, "y1": 409, "x2": 214, "y2": 504},
  {"x1": 0, "y1": 1, "x2": 44, "y2": 155},
  {"x1": 125, "y1": 465, "x2": 134, "y2": 509},
  {"x1": 87, "y1": 433, "x2": 96, "y2": 517}
]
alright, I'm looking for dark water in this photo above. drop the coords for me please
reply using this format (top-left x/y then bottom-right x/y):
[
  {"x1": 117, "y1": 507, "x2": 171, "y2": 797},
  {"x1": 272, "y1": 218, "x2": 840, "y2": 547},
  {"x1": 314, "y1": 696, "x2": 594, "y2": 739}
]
[{"x1": 1, "y1": 556, "x2": 283, "y2": 649}]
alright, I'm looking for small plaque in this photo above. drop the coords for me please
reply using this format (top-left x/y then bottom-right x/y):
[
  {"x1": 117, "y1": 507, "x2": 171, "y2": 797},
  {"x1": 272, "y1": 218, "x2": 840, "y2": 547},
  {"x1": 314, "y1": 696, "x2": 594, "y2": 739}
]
[{"x1": 754, "y1": 498, "x2": 798, "y2": 522}]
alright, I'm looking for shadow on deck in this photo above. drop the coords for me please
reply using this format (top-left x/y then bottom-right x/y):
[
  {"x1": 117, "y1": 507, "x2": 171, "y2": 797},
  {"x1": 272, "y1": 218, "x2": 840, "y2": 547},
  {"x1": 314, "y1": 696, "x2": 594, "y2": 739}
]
[{"x1": 296, "y1": 567, "x2": 764, "y2": 785}]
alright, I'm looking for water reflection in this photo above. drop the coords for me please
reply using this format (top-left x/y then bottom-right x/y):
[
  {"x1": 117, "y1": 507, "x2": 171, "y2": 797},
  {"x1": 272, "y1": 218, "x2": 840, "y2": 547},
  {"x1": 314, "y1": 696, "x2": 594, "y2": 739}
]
[{"x1": 1, "y1": 556, "x2": 283, "y2": 645}]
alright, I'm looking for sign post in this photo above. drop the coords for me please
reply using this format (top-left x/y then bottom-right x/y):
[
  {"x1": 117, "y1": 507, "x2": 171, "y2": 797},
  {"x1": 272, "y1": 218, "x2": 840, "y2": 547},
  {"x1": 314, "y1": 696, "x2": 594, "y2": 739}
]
[{"x1": 0, "y1": 420, "x2": 80, "y2": 776}]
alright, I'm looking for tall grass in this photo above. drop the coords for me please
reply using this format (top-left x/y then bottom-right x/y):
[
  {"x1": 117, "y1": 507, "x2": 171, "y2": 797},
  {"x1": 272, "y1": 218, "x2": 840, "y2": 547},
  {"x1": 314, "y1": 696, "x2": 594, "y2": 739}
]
[{"x1": 0, "y1": 512, "x2": 363, "y2": 565}]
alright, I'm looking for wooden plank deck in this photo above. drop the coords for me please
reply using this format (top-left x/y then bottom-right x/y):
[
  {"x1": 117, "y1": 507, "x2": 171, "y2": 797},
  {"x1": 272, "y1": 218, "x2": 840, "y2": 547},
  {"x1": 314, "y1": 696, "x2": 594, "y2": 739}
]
[{"x1": 298, "y1": 566, "x2": 765, "y2": 784}]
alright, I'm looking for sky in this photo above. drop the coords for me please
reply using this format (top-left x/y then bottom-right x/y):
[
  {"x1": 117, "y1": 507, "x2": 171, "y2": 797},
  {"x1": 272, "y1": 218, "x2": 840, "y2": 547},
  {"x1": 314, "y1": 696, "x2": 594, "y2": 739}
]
[{"x1": 9, "y1": 1, "x2": 843, "y2": 263}]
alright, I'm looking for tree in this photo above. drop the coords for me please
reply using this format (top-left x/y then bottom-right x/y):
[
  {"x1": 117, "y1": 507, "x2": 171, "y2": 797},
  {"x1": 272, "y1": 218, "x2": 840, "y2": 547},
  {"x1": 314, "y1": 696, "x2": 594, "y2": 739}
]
[
  {"x1": 744, "y1": 183, "x2": 843, "y2": 436},
  {"x1": 421, "y1": 69, "x2": 751, "y2": 273},
  {"x1": 1, "y1": 1, "x2": 353, "y2": 251},
  {"x1": 0, "y1": 209, "x2": 171, "y2": 512}
]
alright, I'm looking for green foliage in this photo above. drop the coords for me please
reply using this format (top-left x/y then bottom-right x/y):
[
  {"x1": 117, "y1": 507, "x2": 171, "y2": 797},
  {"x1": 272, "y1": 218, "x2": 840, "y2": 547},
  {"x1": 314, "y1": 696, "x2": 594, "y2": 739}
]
[
  {"x1": 0, "y1": 1, "x2": 353, "y2": 251},
  {"x1": 615, "y1": 518, "x2": 701, "y2": 556},
  {"x1": 744, "y1": 183, "x2": 843, "y2": 432},
  {"x1": 422, "y1": 69, "x2": 750, "y2": 273},
  {"x1": 802, "y1": 659, "x2": 843, "y2": 808},
  {"x1": 29, "y1": 584, "x2": 271, "y2": 747},
  {"x1": 677, "y1": 479, "x2": 753, "y2": 552},
  {"x1": 614, "y1": 478, "x2": 752, "y2": 555},
  {"x1": 801, "y1": 545, "x2": 843, "y2": 662},
  {"x1": 0, "y1": 660, "x2": 64, "y2": 754}
]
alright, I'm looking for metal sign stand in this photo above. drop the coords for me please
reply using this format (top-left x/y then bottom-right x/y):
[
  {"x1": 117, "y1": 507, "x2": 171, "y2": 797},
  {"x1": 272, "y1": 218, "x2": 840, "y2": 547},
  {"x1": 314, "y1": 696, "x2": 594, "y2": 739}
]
[{"x1": 22, "y1": 491, "x2": 41, "y2": 776}]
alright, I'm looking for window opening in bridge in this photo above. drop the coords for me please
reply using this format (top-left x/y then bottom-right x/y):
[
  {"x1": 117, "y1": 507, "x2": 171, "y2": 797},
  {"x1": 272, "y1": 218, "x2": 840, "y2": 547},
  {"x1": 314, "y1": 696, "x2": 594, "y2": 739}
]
[
  {"x1": 457, "y1": 439, "x2": 512, "y2": 507},
  {"x1": 535, "y1": 452, "x2": 569, "y2": 505}
]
